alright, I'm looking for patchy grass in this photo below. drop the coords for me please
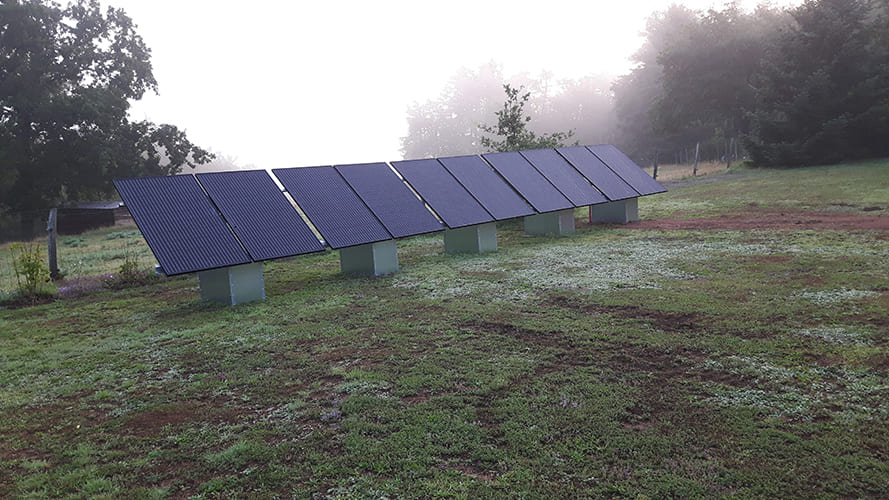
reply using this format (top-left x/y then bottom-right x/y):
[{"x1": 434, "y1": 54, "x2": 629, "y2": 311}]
[
  {"x1": 642, "y1": 160, "x2": 729, "y2": 181},
  {"x1": 1, "y1": 226, "x2": 154, "y2": 295},
  {"x1": 1, "y1": 160, "x2": 888, "y2": 497}
]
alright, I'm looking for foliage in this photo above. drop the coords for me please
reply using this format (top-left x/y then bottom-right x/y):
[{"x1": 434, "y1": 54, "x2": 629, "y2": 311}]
[
  {"x1": 744, "y1": 0, "x2": 889, "y2": 166},
  {"x1": 0, "y1": 0, "x2": 212, "y2": 213},
  {"x1": 614, "y1": 0, "x2": 889, "y2": 167},
  {"x1": 479, "y1": 84, "x2": 575, "y2": 153},
  {"x1": 8, "y1": 241, "x2": 50, "y2": 297},
  {"x1": 400, "y1": 63, "x2": 614, "y2": 159},
  {"x1": 101, "y1": 241, "x2": 153, "y2": 289},
  {"x1": 612, "y1": 4, "x2": 699, "y2": 161},
  {"x1": 401, "y1": 63, "x2": 505, "y2": 159}
]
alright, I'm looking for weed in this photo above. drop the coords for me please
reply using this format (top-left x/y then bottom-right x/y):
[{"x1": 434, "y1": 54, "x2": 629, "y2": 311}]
[{"x1": 7, "y1": 241, "x2": 52, "y2": 300}]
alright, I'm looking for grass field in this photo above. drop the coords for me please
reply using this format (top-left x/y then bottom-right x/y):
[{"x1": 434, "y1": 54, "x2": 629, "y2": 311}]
[{"x1": 1, "y1": 161, "x2": 888, "y2": 498}]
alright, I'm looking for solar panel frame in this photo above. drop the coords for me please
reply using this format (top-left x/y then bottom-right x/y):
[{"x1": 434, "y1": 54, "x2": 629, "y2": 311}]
[
  {"x1": 335, "y1": 162, "x2": 444, "y2": 238},
  {"x1": 438, "y1": 155, "x2": 535, "y2": 220},
  {"x1": 556, "y1": 146, "x2": 640, "y2": 201},
  {"x1": 114, "y1": 175, "x2": 251, "y2": 276},
  {"x1": 482, "y1": 151, "x2": 573, "y2": 213},
  {"x1": 390, "y1": 158, "x2": 494, "y2": 229},
  {"x1": 272, "y1": 166, "x2": 392, "y2": 249},
  {"x1": 519, "y1": 148, "x2": 608, "y2": 206},
  {"x1": 196, "y1": 170, "x2": 325, "y2": 261},
  {"x1": 586, "y1": 144, "x2": 667, "y2": 195}
]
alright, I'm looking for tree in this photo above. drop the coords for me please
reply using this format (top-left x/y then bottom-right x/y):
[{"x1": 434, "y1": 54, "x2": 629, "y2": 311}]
[
  {"x1": 0, "y1": 0, "x2": 211, "y2": 213},
  {"x1": 745, "y1": 0, "x2": 889, "y2": 166},
  {"x1": 478, "y1": 84, "x2": 574, "y2": 153},
  {"x1": 654, "y1": 4, "x2": 787, "y2": 153},
  {"x1": 612, "y1": 5, "x2": 699, "y2": 162},
  {"x1": 400, "y1": 62, "x2": 505, "y2": 159},
  {"x1": 400, "y1": 63, "x2": 616, "y2": 159}
]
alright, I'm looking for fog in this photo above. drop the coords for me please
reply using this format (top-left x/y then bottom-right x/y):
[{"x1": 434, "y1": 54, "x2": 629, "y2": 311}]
[{"x1": 109, "y1": 0, "x2": 794, "y2": 170}]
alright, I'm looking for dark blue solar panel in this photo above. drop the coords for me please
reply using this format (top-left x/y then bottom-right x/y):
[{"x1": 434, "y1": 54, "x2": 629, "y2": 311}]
[
  {"x1": 519, "y1": 148, "x2": 608, "y2": 206},
  {"x1": 114, "y1": 175, "x2": 250, "y2": 275},
  {"x1": 391, "y1": 159, "x2": 493, "y2": 229},
  {"x1": 335, "y1": 162, "x2": 443, "y2": 238},
  {"x1": 272, "y1": 166, "x2": 392, "y2": 249},
  {"x1": 557, "y1": 146, "x2": 639, "y2": 201},
  {"x1": 587, "y1": 144, "x2": 667, "y2": 195},
  {"x1": 482, "y1": 151, "x2": 573, "y2": 213},
  {"x1": 196, "y1": 170, "x2": 325, "y2": 261},
  {"x1": 438, "y1": 155, "x2": 534, "y2": 220}
]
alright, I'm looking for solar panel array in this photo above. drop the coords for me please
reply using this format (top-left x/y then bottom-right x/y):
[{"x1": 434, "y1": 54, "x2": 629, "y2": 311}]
[
  {"x1": 483, "y1": 151, "x2": 573, "y2": 213},
  {"x1": 520, "y1": 148, "x2": 608, "y2": 206},
  {"x1": 272, "y1": 166, "x2": 391, "y2": 249},
  {"x1": 556, "y1": 146, "x2": 639, "y2": 201},
  {"x1": 116, "y1": 145, "x2": 663, "y2": 276},
  {"x1": 114, "y1": 175, "x2": 251, "y2": 276},
  {"x1": 587, "y1": 144, "x2": 666, "y2": 195},
  {"x1": 438, "y1": 155, "x2": 535, "y2": 220},
  {"x1": 391, "y1": 159, "x2": 493, "y2": 229},
  {"x1": 197, "y1": 170, "x2": 325, "y2": 260},
  {"x1": 335, "y1": 162, "x2": 444, "y2": 238}
]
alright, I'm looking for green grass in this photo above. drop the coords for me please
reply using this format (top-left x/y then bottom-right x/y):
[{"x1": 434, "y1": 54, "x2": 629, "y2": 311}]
[
  {"x1": 1, "y1": 160, "x2": 888, "y2": 498},
  {"x1": 1, "y1": 226, "x2": 154, "y2": 296}
]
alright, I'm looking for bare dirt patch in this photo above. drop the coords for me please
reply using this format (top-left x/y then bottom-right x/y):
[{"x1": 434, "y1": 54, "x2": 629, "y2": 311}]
[
  {"x1": 468, "y1": 321, "x2": 568, "y2": 349},
  {"x1": 624, "y1": 209, "x2": 889, "y2": 231}
]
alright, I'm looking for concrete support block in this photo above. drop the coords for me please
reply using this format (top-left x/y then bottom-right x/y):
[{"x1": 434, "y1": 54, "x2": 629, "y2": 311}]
[
  {"x1": 444, "y1": 222, "x2": 498, "y2": 254},
  {"x1": 589, "y1": 198, "x2": 639, "y2": 224},
  {"x1": 339, "y1": 240, "x2": 399, "y2": 276},
  {"x1": 524, "y1": 209, "x2": 576, "y2": 236},
  {"x1": 198, "y1": 262, "x2": 265, "y2": 305}
]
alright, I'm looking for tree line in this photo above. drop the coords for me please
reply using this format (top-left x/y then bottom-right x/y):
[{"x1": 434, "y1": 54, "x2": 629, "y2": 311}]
[
  {"x1": 3, "y1": 0, "x2": 887, "y2": 217},
  {"x1": 1, "y1": 0, "x2": 209, "y2": 216},
  {"x1": 402, "y1": 0, "x2": 889, "y2": 168}
]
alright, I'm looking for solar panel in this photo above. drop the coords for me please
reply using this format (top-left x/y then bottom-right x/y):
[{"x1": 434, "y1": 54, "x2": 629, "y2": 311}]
[
  {"x1": 114, "y1": 175, "x2": 250, "y2": 276},
  {"x1": 390, "y1": 159, "x2": 493, "y2": 229},
  {"x1": 438, "y1": 155, "x2": 534, "y2": 220},
  {"x1": 335, "y1": 162, "x2": 443, "y2": 238},
  {"x1": 482, "y1": 151, "x2": 573, "y2": 213},
  {"x1": 557, "y1": 146, "x2": 639, "y2": 200},
  {"x1": 272, "y1": 166, "x2": 392, "y2": 249},
  {"x1": 519, "y1": 148, "x2": 608, "y2": 206},
  {"x1": 196, "y1": 170, "x2": 325, "y2": 261},
  {"x1": 587, "y1": 144, "x2": 666, "y2": 195}
]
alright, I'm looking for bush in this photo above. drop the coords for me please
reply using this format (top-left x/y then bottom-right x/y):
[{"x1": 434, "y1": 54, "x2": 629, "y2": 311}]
[
  {"x1": 102, "y1": 243, "x2": 156, "y2": 289},
  {"x1": 9, "y1": 242, "x2": 51, "y2": 297}
]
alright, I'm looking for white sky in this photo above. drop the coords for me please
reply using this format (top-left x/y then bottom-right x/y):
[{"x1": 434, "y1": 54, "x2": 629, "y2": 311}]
[{"x1": 107, "y1": 0, "x2": 797, "y2": 169}]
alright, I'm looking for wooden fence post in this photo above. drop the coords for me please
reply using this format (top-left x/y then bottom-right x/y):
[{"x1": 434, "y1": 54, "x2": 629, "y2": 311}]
[
  {"x1": 652, "y1": 151, "x2": 659, "y2": 180},
  {"x1": 47, "y1": 208, "x2": 60, "y2": 279},
  {"x1": 693, "y1": 142, "x2": 700, "y2": 176}
]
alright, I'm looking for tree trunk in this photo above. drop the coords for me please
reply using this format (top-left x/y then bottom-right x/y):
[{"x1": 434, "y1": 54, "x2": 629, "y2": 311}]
[{"x1": 693, "y1": 142, "x2": 700, "y2": 176}]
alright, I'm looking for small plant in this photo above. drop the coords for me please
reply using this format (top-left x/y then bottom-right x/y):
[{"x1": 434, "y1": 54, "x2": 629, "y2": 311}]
[
  {"x1": 9, "y1": 241, "x2": 51, "y2": 297},
  {"x1": 102, "y1": 242, "x2": 155, "y2": 289}
]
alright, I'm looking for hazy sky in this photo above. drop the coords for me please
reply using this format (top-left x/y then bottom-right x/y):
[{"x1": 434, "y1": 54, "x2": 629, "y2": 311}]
[{"x1": 107, "y1": 0, "x2": 796, "y2": 169}]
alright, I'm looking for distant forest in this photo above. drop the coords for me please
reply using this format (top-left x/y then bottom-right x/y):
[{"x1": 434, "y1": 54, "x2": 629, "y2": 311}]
[{"x1": 401, "y1": 0, "x2": 889, "y2": 168}]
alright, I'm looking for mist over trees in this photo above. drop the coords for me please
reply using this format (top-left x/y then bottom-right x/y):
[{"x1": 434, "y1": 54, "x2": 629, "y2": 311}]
[
  {"x1": 400, "y1": 62, "x2": 615, "y2": 159},
  {"x1": 478, "y1": 84, "x2": 575, "y2": 153},
  {"x1": 614, "y1": 0, "x2": 889, "y2": 166},
  {"x1": 405, "y1": 0, "x2": 889, "y2": 168},
  {"x1": 0, "y1": 0, "x2": 211, "y2": 214}
]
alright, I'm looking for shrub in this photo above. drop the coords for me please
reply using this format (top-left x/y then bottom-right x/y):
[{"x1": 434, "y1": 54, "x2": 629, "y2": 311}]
[
  {"x1": 102, "y1": 243, "x2": 155, "y2": 289},
  {"x1": 9, "y1": 242, "x2": 51, "y2": 297}
]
